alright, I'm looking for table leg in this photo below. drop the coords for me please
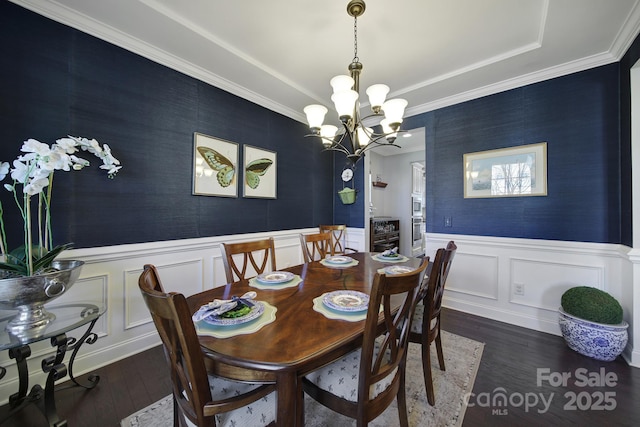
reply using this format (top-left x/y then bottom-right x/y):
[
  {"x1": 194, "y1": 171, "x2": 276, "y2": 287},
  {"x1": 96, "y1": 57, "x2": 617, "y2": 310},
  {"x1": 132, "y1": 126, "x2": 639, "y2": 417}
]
[
  {"x1": 275, "y1": 372, "x2": 297, "y2": 427},
  {"x1": 41, "y1": 334, "x2": 69, "y2": 427},
  {"x1": 8, "y1": 345, "x2": 33, "y2": 407},
  {"x1": 64, "y1": 316, "x2": 100, "y2": 389},
  {"x1": 295, "y1": 374, "x2": 305, "y2": 426}
]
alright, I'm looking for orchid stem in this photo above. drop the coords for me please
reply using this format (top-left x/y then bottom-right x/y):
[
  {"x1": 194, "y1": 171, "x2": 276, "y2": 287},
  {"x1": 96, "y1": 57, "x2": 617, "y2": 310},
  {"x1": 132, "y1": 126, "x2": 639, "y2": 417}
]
[
  {"x1": 25, "y1": 193, "x2": 33, "y2": 276},
  {"x1": 0, "y1": 202, "x2": 7, "y2": 258}
]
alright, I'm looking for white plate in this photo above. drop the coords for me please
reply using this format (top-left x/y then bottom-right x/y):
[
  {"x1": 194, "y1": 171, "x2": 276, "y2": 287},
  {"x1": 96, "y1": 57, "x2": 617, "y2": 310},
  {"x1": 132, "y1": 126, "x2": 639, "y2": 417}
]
[
  {"x1": 322, "y1": 290, "x2": 369, "y2": 312},
  {"x1": 325, "y1": 256, "x2": 353, "y2": 265},
  {"x1": 383, "y1": 266, "x2": 415, "y2": 275},
  {"x1": 256, "y1": 271, "x2": 295, "y2": 284},
  {"x1": 202, "y1": 302, "x2": 265, "y2": 326}
]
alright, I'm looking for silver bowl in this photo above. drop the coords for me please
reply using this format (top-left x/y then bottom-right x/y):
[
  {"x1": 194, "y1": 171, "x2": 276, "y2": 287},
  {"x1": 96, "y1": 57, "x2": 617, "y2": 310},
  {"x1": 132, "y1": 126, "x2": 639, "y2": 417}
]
[{"x1": 0, "y1": 260, "x2": 84, "y2": 335}]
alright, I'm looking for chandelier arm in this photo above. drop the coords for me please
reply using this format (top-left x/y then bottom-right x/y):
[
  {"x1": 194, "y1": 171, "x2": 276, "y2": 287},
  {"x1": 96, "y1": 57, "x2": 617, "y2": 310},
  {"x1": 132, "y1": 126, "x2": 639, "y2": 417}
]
[
  {"x1": 358, "y1": 112, "x2": 384, "y2": 122},
  {"x1": 355, "y1": 140, "x2": 402, "y2": 159},
  {"x1": 304, "y1": 132, "x2": 352, "y2": 156},
  {"x1": 324, "y1": 141, "x2": 351, "y2": 156},
  {"x1": 367, "y1": 134, "x2": 402, "y2": 147}
]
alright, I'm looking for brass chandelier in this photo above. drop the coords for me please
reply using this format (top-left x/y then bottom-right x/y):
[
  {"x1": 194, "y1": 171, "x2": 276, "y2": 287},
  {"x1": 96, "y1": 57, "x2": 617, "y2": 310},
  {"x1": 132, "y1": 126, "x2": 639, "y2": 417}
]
[{"x1": 303, "y1": 0, "x2": 408, "y2": 164}]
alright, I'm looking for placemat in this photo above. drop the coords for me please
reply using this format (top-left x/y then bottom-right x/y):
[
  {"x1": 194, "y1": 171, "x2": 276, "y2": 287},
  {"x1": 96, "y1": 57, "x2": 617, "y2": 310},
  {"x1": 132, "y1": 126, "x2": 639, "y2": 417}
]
[
  {"x1": 249, "y1": 274, "x2": 302, "y2": 290},
  {"x1": 194, "y1": 301, "x2": 277, "y2": 338},
  {"x1": 319, "y1": 258, "x2": 360, "y2": 268},
  {"x1": 371, "y1": 253, "x2": 410, "y2": 263}
]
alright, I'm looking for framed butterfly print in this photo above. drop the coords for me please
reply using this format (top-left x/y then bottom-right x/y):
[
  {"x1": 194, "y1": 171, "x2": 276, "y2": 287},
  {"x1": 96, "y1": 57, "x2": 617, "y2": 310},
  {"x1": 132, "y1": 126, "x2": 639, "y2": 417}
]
[
  {"x1": 243, "y1": 145, "x2": 277, "y2": 199},
  {"x1": 192, "y1": 133, "x2": 239, "y2": 197}
]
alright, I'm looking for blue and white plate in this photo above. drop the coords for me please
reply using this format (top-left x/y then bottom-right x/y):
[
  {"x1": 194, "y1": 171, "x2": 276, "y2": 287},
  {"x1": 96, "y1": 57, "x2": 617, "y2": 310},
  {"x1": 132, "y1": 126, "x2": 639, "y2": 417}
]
[
  {"x1": 383, "y1": 265, "x2": 414, "y2": 275},
  {"x1": 323, "y1": 290, "x2": 369, "y2": 312},
  {"x1": 202, "y1": 302, "x2": 265, "y2": 326},
  {"x1": 256, "y1": 271, "x2": 295, "y2": 284},
  {"x1": 324, "y1": 256, "x2": 353, "y2": 265}
]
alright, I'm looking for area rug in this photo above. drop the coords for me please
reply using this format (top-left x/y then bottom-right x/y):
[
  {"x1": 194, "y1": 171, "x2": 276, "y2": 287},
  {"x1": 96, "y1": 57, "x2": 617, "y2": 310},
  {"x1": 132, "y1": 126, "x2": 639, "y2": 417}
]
[{"x1": 121, "y1": 331, "x2": 484, "y2": 427}]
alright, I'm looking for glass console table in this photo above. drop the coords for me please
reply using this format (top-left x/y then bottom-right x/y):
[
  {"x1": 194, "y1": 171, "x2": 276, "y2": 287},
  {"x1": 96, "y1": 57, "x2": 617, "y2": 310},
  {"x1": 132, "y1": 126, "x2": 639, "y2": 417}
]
[{"x1": 0, "y1": 303, "x2": 106, "y2": 427}]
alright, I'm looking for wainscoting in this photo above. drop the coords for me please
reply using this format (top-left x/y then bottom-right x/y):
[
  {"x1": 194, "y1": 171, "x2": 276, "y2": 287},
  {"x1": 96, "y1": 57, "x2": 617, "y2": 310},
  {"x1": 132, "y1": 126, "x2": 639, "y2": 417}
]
[
  {"x1": 0, "y1": 229, "x2": 636, "y2": 404},
  {"x1": 425, "y1": 233, "x2": 637, "y2": 366}
]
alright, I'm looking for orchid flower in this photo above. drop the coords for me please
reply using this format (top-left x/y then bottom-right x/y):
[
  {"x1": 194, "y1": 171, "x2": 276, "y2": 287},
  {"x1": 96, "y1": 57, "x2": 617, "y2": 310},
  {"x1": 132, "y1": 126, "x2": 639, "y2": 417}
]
[{"x1": 0, "y1": 136, "x2": 121, "y2": 276}]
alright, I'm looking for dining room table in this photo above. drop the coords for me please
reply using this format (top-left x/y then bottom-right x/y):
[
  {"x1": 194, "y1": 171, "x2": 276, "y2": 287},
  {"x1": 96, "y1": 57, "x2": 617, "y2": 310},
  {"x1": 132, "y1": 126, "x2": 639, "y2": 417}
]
[{"x1": 186, "y1": 251, "x2": 425, "y2": 427}]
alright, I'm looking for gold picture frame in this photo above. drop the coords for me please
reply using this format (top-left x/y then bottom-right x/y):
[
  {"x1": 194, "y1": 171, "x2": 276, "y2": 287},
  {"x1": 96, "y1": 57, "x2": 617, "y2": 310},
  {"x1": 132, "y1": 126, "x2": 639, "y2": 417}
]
[{"x1": 464, "y1": 142, "x2": 547, "y2": 198}]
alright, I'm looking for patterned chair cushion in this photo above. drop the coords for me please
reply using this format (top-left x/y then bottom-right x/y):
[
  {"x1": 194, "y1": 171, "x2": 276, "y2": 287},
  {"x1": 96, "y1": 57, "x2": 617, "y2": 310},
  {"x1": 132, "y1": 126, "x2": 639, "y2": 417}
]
[
  {"x1": 304, "y1": 344, "x2": 397, "y2": 402},
  {"x1": 411, "y1": 302, "x2": 438, "y2": 334},
  {"x1": 411, "y1": 302, "x2": 424, "y2": 333},
  {"x1": 183, "y1": 375, "x2": 276, "y2": 427}
]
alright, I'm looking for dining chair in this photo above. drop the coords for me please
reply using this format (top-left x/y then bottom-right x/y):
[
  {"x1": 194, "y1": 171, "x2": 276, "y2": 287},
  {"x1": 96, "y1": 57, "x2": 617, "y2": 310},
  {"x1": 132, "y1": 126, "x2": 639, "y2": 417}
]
[
  {"x1": 303, "y1": 258, "x2": 429, "y2": 427},
  {"x1": 220, "y1": 237, "x2": 277, "y2": 283},
  {"x1": 408, "y1": 241, "x2": 457, "y2": 406},
  {"x1": 299, "y1": 232, "x2": 332, "y2": 263},
  {"x1": 138, "y1": 264, "x2": 277, "y2": 427},
  {"x1": 142, "y1": 263, "x2": 167, "y2": 292},
  {"x1": 319, "y1": 224, "x2": 357, "y2": 255}
]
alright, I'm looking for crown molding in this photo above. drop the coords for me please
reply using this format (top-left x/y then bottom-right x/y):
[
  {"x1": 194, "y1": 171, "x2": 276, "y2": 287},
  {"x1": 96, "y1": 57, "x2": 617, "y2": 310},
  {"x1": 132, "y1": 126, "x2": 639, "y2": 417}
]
[{"x1": 9, "y1": 0, "x2": 638, "y2": 125}]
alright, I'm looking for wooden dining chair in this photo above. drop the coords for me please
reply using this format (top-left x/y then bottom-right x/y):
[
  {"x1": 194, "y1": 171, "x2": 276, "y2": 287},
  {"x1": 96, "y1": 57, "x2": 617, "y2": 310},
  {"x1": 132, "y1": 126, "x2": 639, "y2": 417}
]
[
  {"x1": 142, "y1": 263, "x2": 167, "y2": 292},
  {"x1": 408, "y1": 241, "x2": 457, "y2": 406},
  {"x1": 319, "y1": 224, "x2": 357, "y2": 255},
  {"x1": 299, "y1": 232, "x2": 332, "y2": 263},
  {"x1": 303, "y1": 258, "x2": 429, "y2": 427},
  {"x1": 138, "y1": 264, "x2": 277, "y2": 427},
  {"x1": 220, "y1": 237, "x2": 277, "y2": 282}
]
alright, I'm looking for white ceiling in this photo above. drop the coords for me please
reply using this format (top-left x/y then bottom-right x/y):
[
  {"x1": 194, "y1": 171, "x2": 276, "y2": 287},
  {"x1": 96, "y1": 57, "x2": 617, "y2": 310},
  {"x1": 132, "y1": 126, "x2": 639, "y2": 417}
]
[{"x1": 12, "y1": 0, "x2": 640, "y2": 137}]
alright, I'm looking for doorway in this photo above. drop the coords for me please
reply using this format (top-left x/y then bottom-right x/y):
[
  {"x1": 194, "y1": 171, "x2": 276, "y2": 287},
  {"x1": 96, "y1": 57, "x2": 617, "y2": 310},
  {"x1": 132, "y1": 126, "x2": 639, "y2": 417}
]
[{"x1": 364, "y1": 127, "x2": 426, "y2": 256}]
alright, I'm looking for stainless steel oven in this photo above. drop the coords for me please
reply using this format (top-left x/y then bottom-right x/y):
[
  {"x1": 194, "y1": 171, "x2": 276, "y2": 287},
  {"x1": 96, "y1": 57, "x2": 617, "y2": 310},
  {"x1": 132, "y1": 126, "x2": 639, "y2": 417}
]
[
  {"x1": 412, "y1": 196, "x2": 422, "y2": 217},
  {"x1": 412, "y1": 216, "x2": 422, "y2": 244}
]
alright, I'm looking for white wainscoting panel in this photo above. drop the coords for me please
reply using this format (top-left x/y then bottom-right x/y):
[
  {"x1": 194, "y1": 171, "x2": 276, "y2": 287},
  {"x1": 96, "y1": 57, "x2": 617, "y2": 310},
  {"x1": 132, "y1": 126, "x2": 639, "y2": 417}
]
[
  {"x1": 446, "y1": 252, "x2": 499, "y2": 300},
  {"x1": 125, "y1": 259, "x2": 204, "y2": 329},
  {"x1": 425, "y1": 233, "x2": 634, "y2": 367},
  {"x1": 510, "y1": 258, "x2": 604, "y2": 311}
]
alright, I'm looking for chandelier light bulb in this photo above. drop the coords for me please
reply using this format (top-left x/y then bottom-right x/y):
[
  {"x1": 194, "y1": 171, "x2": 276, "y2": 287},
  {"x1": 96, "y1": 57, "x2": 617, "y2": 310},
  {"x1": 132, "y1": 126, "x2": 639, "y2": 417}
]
[
  {"x1": 356, "y1": 126, "x2": 373, "y2": 146},
  {"x1": 380, "y1": 118, "x2": 398, "y2": 143},
  {"x1": 304, "y1": 104, "x2": 328, "y2": 131},
  {"x1": 331, "y1": 90, "x2": 359, "y2": 121},
  {"x1": 382, "y1": 98, "x2": 408, "y2": 129},
  {"x1": 320, "y1": 125, "x2": 339, "y2": 144},
  {"x1": 330, "y1": 75, "x2": 355, "y2": 94},
  {"x1": 366, "y1": 84, "x2": 389, "y2": 113}
]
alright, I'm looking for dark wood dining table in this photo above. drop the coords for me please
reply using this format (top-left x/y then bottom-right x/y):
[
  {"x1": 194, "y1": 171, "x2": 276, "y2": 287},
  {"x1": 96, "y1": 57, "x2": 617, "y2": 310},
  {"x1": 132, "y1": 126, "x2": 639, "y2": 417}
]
[{"x1": 186, "y1": 252, "x2": 424, "y2": 427}]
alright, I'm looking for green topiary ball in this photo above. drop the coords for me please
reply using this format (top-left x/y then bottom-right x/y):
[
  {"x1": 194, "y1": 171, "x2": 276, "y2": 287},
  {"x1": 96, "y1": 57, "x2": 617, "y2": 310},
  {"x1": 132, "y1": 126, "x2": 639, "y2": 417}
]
[{"x1": 561, "y1": 286, "x2": 623, "y2": 325}]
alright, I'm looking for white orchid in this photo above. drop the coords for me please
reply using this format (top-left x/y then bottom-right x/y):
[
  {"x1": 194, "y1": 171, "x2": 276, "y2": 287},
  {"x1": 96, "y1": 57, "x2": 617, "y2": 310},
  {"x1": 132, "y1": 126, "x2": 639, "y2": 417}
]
[{"x1": 0, "y1": 136, "x2": 121, "y2": 276}]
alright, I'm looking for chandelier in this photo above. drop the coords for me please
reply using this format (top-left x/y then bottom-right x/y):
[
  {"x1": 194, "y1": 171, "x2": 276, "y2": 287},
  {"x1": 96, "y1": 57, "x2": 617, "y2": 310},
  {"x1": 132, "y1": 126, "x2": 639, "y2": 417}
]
[{"x1": 303, "y1": 0, "x2": 408, "y2": 165}]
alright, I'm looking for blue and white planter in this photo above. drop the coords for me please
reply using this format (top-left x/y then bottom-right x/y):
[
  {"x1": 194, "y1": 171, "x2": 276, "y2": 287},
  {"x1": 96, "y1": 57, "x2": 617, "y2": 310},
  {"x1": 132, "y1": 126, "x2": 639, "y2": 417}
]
[{"x1": 558, "y1": 307, "x2": 628, "y2": 362}]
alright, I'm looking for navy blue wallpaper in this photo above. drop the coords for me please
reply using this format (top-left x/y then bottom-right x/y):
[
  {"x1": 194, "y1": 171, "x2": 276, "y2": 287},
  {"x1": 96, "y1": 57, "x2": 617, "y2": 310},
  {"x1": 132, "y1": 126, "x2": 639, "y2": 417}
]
[
  {"x1": 0, "y1": 2, "x2": 333, "y2": 250},
  {"x1": 401, "y1": 65, "x2": 622, "y2": 244}
]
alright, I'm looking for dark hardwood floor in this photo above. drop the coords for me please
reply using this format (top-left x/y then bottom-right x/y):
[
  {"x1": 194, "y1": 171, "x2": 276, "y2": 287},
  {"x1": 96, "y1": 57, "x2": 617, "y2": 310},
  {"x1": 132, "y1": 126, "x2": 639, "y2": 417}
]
[{"x1": 1, "y1": 308, "x2": 638, "y2": 426}]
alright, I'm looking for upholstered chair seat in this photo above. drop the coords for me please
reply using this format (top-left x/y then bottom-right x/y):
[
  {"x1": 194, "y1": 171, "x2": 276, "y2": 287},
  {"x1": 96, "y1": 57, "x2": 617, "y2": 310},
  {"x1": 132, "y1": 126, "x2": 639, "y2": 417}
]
[
  {"x1": 304, "y1": 341, "x2": 396, "y2": 402},
  {"x1": 182, "y1": 375, "x2": 276, "y2": 427}
]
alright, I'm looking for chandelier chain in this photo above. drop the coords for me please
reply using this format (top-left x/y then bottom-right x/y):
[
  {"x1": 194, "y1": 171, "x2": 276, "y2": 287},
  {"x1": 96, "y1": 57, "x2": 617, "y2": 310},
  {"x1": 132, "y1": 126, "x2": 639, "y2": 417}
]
[{"x1": 352, "y1": 16, "x2": 359, "y2": 64}]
